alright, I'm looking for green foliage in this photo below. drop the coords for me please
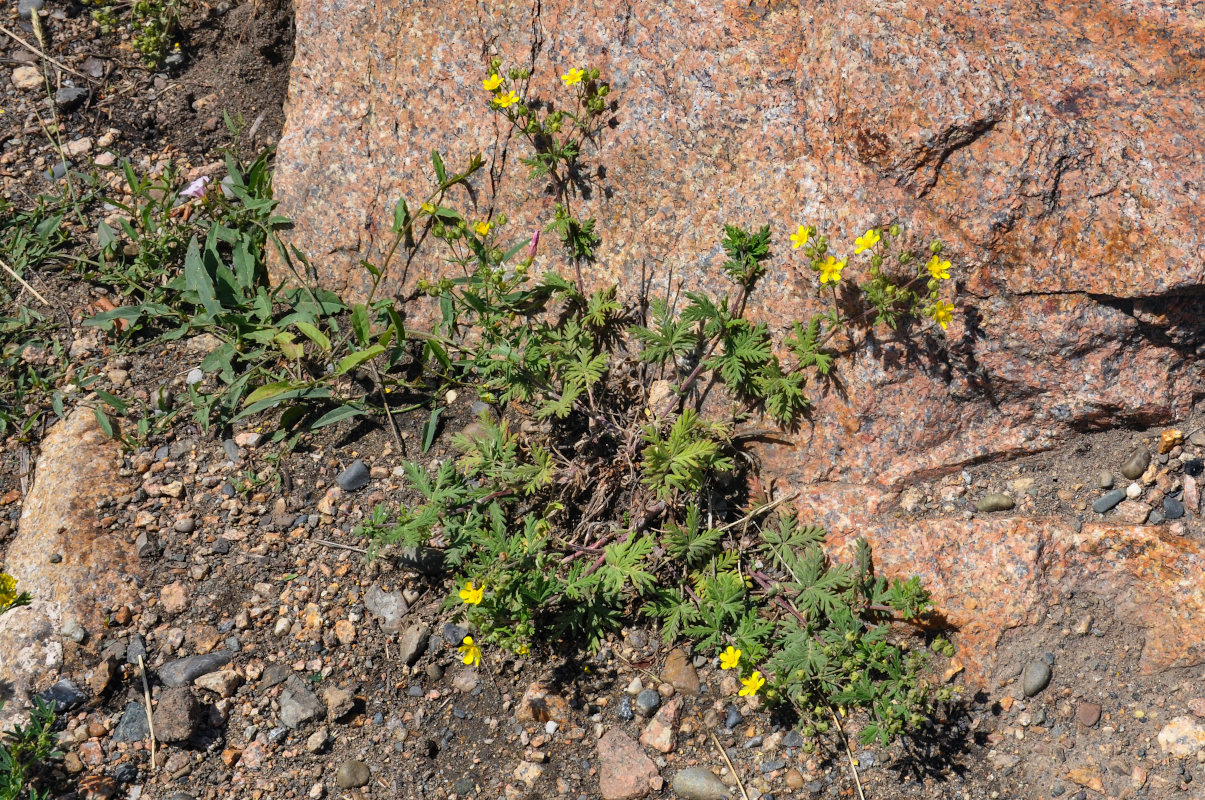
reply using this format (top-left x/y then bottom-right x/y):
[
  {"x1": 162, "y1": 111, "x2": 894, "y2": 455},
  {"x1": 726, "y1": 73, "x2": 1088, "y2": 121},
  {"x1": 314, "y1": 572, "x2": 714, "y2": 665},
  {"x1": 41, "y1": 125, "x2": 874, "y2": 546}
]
[{"x1": 0, "y1": 698, "x2": 59, "y2": 800}]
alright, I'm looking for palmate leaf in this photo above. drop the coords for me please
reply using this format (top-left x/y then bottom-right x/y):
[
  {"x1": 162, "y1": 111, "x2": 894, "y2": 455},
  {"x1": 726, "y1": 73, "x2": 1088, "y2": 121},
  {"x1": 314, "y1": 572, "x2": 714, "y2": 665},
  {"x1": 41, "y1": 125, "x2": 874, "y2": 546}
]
[
  {"x1": 792, "y1": 546, "x2": 851, "y2": 620},
  {"x1": 632, "y1": 297, "x2": 697, "y2": 366},
  {"x1": 598, "y1": 534, "x2": 656, "y2": 597}
]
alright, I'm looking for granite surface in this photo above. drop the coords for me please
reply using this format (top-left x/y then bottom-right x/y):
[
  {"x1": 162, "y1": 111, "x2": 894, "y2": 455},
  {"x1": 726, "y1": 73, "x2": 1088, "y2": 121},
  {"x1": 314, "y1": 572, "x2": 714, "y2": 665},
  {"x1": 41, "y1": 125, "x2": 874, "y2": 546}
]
[{"x1": 274, "y1": 0, "x2": 1205, "y2": 678}]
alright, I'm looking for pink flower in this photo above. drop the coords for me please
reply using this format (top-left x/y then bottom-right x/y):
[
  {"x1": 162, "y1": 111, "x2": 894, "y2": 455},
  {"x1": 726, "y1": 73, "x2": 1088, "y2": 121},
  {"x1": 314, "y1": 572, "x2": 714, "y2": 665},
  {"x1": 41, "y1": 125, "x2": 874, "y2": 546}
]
[
  {"x1": 526, "y1": 230, "x2": 540, "y2": 260},
  {"x1": 180, "y1": 176, "x2": 210, "y2": 200}
]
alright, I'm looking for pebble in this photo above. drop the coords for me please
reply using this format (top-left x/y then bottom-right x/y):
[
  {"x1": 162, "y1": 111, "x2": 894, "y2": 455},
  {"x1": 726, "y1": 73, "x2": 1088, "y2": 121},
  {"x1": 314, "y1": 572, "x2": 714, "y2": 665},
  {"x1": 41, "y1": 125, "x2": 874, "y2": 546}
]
[
  {"x1": 17, "y1": 0, "x2": 43, "y2": 19},
  {"x1": 222, "y1": 439, "x2": 240, "y2": 461},
  {"x1": 1121, "y1": 448, "x2": 1151, "y2": 480},
  {"x1": 661, "y1": 648, "x2": 700, "y2": 695},
  {"x1": 335, "y1": 759, "x2": 371, "y2": 789},
  {"x1": 1096, "y1": 471, "x2": 1114, "y2": 489},
  {"x1": 725, "y1": 705, "x2": 742, "y2": 729},
  {"x1": 1125, "y1": 482, "x2": 1142, "y2": 499},
  {"x1": 1076, "y1": 702, "x2": 1102, "y2": 727},
  {"x1": 54, "y1": 86, "x2": 88, "y2": 111},
  {"x1": 364, "y1": 585, "x2": 408, "y2": 634},
  {"x1": 12, "y1": 66, "x2": 41, "y2": 90},
  {"x1": 37, "y1": 679, "x2": 86, "y2": 711},
  {"x1": 1114, "y1": 499, "x2": 1151, "y2": 525},
  {"x1": 1091, "y1": 489, "x2": 1126, "y2": 514},
  {"x1": 1021, "y1": 660, "x2": 1052, "y2": 697},
  {"x1": 173, "y1": 517, "x2": 195, "y2": 533},
  {"x1": 976, "y1": 493, "x2": 1015, "y2": 513},
  {"x1": 617, "y1": 695, "x2": 633, "y2": 721},
  {"x1": 598, "y1": 729, "x2": 658, "y2": 800},
  {"x1": 194, "y1": 669, "x2": 242, "y2": 698},
  {"x1": 111, "y1": 702, "x2": 149, "y2": 743},
  {"x1": 1163, "y1": 496, "x2": 1185, "y2": 520},
  {"x1": 306, "y1": 727, "x2": 330, "y2": 753},
  {"x1": 279, "y1": 680, "x2": 326, "y2": 729},
  {"x1": 635, "y1": 689, "x2": 661, "y2": 718},
  {"x1": 1158, "y1": 717, "x2": 1205, "y2": 757},
  {"x1": 396, "y1": 624, "x2": 429, "y2": 664},
  {"x1": 336, "y1": 459, "x2": 370, "y2": 491},
  {"x1": 153, "y1": 687, "x2": 201, "y2": 743},
  {"x1": 625, "y1": 677, "x2": 643, "y2": 696},
  {"x1": 671, "y1": 767, "x2": 731, "y2": 800},
  {"x1": 159, "y1": 651, "x2": 232, "y2": 687}
]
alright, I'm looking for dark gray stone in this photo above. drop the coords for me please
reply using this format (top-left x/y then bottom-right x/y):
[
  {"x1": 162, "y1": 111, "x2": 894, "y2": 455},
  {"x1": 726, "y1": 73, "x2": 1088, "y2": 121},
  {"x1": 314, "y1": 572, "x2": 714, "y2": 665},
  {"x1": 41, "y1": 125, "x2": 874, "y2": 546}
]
[
  {"x1": 158, "y1": 651, "x2": 232, "y2": 687},
  {"x1": 126, "y1": 633, "x2": 147, "y2": 666},
  {"x1": 617, "y1": 694, "x2": 633, "y2": 721},
  {"x1": 37, "y1": 679, "x2": 86, "y2": 711},
  {"x1": 1163, "y1": 496, "x2": 1185, "y2": 520},
  {"x1": 1022, "y1": 660, "x2": 1052, "y2": 697},
  {"x1": 397, "y1": 624, "x2": 429, "y2": 665},
  {"x1": 441, "y1": 622, "x2": 469, "y2": 645},
  {"x1": 336, "y1": 459, "x2": 370, "y2": 491},
  {"x1": 54, "y1": 87, "x2": 87, "y2": 111},
  {"x1": 222, "y1": 439, "x2": 240, "y2": 461},
  {"x1": 725, "y1": 705, "x2": 742, "y2": 729},
  {"x1": 634, "y1": 689, "x2": 661, "y2": 718},
  {"x1": 396, "y1": 546, "x2": 446, "y2": 576},
  {"x1": 153, "y1": 687, "x2": 201, "y2": 743},
  {"x1": 1091, "y1": 489, "x2": 1126, "y2": 514},
  {"x1": 112, "y1": 702, "x2": 150, "y2": 742},
  {"x1": 17, "y1": 0, "x2": 43, "y2": 20}
]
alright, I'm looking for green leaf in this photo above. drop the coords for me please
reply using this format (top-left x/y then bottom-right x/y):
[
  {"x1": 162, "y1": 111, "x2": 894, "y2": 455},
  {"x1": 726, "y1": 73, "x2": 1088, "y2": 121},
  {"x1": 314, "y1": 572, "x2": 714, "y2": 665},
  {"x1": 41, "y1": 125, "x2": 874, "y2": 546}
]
[
  {"x1": 421, "y1": 406, "x2": 444, "y2": 453},
  {"x1": 351, "y1": 304, "x2": 370, "y2": 346},
  {"x1": 392, "y1": 197, "x2": 411, "y2": 234},
  {"x1": 311, "y1": 404, "x2": 368, "y2": 429},
  {"x1": 294, "y1": 320, "x2": 331, "y2": 352},
  {"x1": 274, "y1": 332, "x2": 304, "y2": 360},
  {"x1": 432, "y1": 149, "x2": 447, "y2": 184},
  {"x1": 94, "y1": 406, "x2": 114, "y2": 438},
  {"x1": 184, "y1": 236, "x2": 222, "y2": 316},
  {"x1": 95, "y1": 390, "x2": 129, "y2": 414},
  {"x1": 242, "y1": 381, "x2": 301, "y2": 407},
  {"x1": 335, "y1": 344, "x2": 385, "y2": 375}
]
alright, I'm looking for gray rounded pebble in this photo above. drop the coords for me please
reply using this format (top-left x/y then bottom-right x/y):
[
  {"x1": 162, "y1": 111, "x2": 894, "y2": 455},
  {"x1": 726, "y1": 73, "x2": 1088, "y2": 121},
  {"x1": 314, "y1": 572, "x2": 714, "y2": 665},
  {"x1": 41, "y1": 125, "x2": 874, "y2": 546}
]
[
  {"x1": 1163, "y1": 496, "x2": 1185, "y2": 520},
  {"x1": 671, "y1": 767, "x2": 731, "y2": 800},
  {"x1": 336, "y1": 459, "x2": 370, "y2": 491},
  {"x1": 1096, "y1": 471, "x2": 1114, "y2": 489},
  {"x1": 54, "y1": 87, "x2": 88, "y2": 111},
  {"x1": 976, "y1": 493, "x2": 1015, "y2": 513},
  {"x1": 725, "y1": 705, "x2": 742, "y2": 729},
  {"x1": 18, "y1": 0, "x2": 44, "y2": 17},
  {"x1": 173, "y1": 517, "x2": 195, "y2": 533},
  {"x1": 158, "y1": 651, "x2": 232, "y2": 688},
  {"x1": 335, "y1": 759, "x2": 371, "y2": 789},
  {"x1": 617, "y1": 695, "x2": 633, "y2": 721},
  {"x1": 635, "y1": 688, "x2": 661, "y2": 717},
  {"x1": 1021, "y1": 660, "x2": 1052, "y2": 697},
  {"x1": 1091, "y1": 489, "x2": 1126, "y2": 514},
  {"x1": 1121, "y1": 448, "x2": 1150, "y2": 480},
  {"x1": 222, "y1": 439, "x2": 240, "y2": 461}
]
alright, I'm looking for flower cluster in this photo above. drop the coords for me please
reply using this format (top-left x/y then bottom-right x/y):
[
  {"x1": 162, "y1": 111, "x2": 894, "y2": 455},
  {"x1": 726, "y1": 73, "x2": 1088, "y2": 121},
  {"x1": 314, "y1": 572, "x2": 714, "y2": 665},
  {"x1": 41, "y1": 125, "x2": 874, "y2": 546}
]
[
  {"x1": 718, "y1": 646, "x2": 766, "y2": 698},
  {"x1": 0, "y1": 572, "x2": 21, "y2": 613}
]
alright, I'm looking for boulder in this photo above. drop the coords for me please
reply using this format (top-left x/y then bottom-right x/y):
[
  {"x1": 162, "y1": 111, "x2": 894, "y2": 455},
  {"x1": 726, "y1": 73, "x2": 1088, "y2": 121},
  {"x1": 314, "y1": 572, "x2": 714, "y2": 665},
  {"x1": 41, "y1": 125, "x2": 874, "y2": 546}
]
[{"x1": 274, "y1": 0, "x2": 1205, "y2": 681}]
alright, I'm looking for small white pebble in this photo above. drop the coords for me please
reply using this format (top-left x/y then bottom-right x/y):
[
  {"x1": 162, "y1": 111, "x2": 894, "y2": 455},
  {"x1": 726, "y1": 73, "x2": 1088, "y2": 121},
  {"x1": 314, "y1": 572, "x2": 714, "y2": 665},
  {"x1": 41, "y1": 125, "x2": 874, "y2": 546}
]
[
  {"x1": 1126, "y1": 482, "x2": 1142, "y2": 499},
  {"x1": 545, "y1": 720, "x2": 558, "y2": 734}
]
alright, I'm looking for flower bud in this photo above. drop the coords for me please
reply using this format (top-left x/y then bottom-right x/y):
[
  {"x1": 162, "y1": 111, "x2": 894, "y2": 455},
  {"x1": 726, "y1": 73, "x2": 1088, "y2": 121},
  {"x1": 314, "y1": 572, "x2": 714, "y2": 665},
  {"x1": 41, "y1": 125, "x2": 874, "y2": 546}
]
[
  {"x1": 930, "y1": 240, "x2": 943, "y2": 254},
  {"x1": 889, "y1": 223, "x2": 902, "y2": 237}
]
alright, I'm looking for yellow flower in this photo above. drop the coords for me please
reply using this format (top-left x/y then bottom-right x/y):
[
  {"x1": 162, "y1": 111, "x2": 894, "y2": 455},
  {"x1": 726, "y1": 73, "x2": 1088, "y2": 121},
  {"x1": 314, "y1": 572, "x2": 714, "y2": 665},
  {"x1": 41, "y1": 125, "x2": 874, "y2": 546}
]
[
  {"x1": 926, "y1": 254, "x2": 951, "y2": 281},
  {"x1": 561, "y1": 68, "x2": 585, "y2": 86},
  {"x1": 719, "y1": 646, "x2": 742, "y2": 670},
  {"x1": 932, "y1": 300, "x2": 954, "y2": 330},
  {"x1": 483, "y1": 73, "x2": 503, "y2": 91},
  {"x1": 458, "y1": 636, "x2": 482, "y2": 667},
  {"x1": 458, "y1": 581, "x2": 484, "y2": 605},
  {"x1": 475, "y1": 220, "x2": 492, "y2": 236},
  {"x1": 0, "y1": 573, "x2": 16, "y2": 608},
  {"x1": 516, "y1": 643, "x2": 529, "y2": 655},
  {"x1": 789, "y1": 225, "x2": 810, "y2": 250},
  {"x1": 818, "y1": 256, "x2": 845, "y2": 285},
  {"x1": 420, "y1": 202, "x2": 436, "y2": 215},
  {"x1": 738, "y1": 670, "x2": 765, "y2": 697},
  {"x1": 494, "y1": 90, "x2": 519, "y2": 109},
  {"x1": 853, "y1": 229, "x2": 881, "y2": 254}
]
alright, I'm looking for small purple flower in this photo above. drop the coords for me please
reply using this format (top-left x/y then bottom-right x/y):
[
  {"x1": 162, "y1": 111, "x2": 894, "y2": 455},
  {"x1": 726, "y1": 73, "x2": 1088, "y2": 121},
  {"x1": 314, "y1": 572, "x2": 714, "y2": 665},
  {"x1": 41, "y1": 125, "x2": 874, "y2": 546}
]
[
  {"x1": 526, "y1": 230, "x2": 540, "y2": 260},
  {"x1": 180, "y1": 175, "x2": 210, "y2": 200}
]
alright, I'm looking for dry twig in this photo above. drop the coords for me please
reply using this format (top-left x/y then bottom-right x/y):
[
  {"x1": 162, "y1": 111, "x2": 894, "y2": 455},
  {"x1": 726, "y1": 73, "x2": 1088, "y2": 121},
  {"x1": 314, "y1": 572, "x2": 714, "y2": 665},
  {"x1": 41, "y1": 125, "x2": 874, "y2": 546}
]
[{"x1": 137, "y1": 654, "x2": 158, "y2": 772}]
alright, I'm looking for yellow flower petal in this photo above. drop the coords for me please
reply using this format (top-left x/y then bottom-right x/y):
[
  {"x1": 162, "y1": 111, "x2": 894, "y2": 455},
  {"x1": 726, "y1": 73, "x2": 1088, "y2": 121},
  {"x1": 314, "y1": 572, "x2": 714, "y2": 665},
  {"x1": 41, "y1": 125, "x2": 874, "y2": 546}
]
[
  {"x1": 853, "y1": 229, "x2": 881, "y2": 254},
  {"x1": 720, "y1": 646, "x2": 742, "y2": 671},
  {"x1": 483, "y1": 73, "x2": 503, "y2": 91},
  {"x1": 789, "y1": 225, "x2": 810, "y2": 250},
  {"x1": 561, "y1": 68, "x2": 584, "y2": 86}
]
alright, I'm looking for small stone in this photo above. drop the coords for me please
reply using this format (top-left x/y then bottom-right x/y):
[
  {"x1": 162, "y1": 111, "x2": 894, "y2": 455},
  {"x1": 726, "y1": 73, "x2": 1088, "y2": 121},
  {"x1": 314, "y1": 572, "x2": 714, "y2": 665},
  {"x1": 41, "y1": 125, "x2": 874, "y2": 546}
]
[
  {"x1": 396, "y1": 546, "x2": 446, "y2": 576},
  {"x1": 452, "y1": 669, "x2": 478, "y2": 693},
  {"x1": 64, "y1": 137, "x2": 93, "y2": 157},
  {"x1": 279, "y1": 679, "x2": 326, "y2": 729},
  {"x1": 598, "y1": 729, "x2": 658, "y2": 800},
  {"x1": 1091, "y1": 489, "x2": 1126, "y2": 513},
  {"x1": 135, "y1": 531, "x2": 159, "y2": 559},
  {"x1": 514, "y1": 761, "x2": 546, "y2": 787},
  {"x1": 1164, "y1": 496, "x2": 1186, "y2": 520},
  {"x1": 516, "y1": 682, "x2": 570, "y2": 724},
  {"x1": 1158, "y1": 716, "x2": 1205, "y2": 757},
  {"x1": 635, "y1": 689, "x2": 661, "y2": 718},
  {"x1": 160, "y1": 582, "x2": 187, "y2": 615},
  {"x1": 661, "y1": 648, "x2": 700, "y2": 696},
  {"x1": 335, "y1": 759, "x2": 371, "y2": 789},
  {"x1": 625, "y1": 677, "x2": 643, "y2": 696},
  {"x1": 670, "y1": 767, "x2": 731, "y2": 800},
  {"x1": 1114, "y1": 499, "x2": 1151, "y2": 525},
  {"x1": 322, "y1": 686, "x2": 356, "y2": 720},
  {"x1": 194, "y1": 669, "x2": 242, "y2": 698},
  {"x1": 154, "y1": 687, "x2": 201, "y2": 743},
  {"x1": 397, "y1": 624, "x2": 429, "y2": 665},
  {"x1": 976, "y1": 493, "x2": 1015, "y2": 513},
  {"x1": 333, "y1": 619, "x2": 356, "y2": 645},
  {"x1": 364, "y1": 584, "x2": 408, "y2": 633},
  {"x1": 724, "y1": 705, "x2": 742, "y2": 729},
  {"x1": 222, "y1": 439, "x2": 240, "y2": 461},
  {"x1": 1160, "y1": 429, "x2": 1184, "y2": 454},
  {"x1": 1126, "y1": 481, "x2": 1143, "y2": 499},
  {"x1": 1076, "y1": 702, "x2": 1102, "y2": 727},
  {"x1": 1096, "y1": 471, "x2": 1114, "y2": 489},
  {"x1": 159, "y1": 652, "x2": 232, "y2": 687},
  {"x1": 186, "y1": 368, "x2": 204, "y2": 385},
  {"x1": 55, "y1": 86, "x2": 88, "y2": 111},
  {"x1": 17, "y1": 0, "x2": 43, "y2": 19},
  {"x1": 233, "y1": 431, "x2": 263, "y2": 448},
  {"x1": 12, "y1": 66, "x2": 41, "y2": 90},
  {"x1": 1073, "y1": 614, "x2": 1093, "y2": 636},
  {"x1": 335, "y1": 459, "x2": 370, "y2": 491},
  {"x1": 617, "y1": 695, "x2": 634, "y2": 721},
  {"x1": 1121, "y1": 448, "x2": 1151, "y2": 480},
  {"x1": 1021, "y1": 660, "x2": 1052, "y2": 697},
  {"x1": 639, "y1": 698, "x2": 680, "y2": 753},
  {"x1": 306, "y1": 728, "x2": 330, "y2": 753},
  {"x1": 88, "y1": 656, "x2": 118, "y2": 695},
  {"x1": 173, "y1": 517, "x2": 195, "y2": 533},
  {"x1": 37, "y1": 679, "x2": 86, "y2": 711}
]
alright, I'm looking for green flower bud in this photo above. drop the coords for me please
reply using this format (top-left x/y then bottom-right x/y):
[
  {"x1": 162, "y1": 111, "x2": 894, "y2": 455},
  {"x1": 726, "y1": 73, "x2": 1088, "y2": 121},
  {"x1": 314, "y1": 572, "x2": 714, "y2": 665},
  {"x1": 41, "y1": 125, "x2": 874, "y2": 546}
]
[
  {"x1": 889, "y1": 224, "x2": 902, "y2": 237},
  {"x1": 871, "y1": 254, "x2": 883, "y2": 268},
  {"x1": 930, "y1": 240, "x2": 943, "y2": 254}
]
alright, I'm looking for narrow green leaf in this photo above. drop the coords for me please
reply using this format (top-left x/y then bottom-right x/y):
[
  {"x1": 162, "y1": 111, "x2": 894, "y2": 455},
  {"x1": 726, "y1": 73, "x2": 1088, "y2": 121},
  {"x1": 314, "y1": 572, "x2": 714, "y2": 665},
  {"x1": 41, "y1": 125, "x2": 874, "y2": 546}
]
[
  {"x1": 351, "y1": 304, "x2": 370, "y2": 346},
  {"x1": 311, "y1": 404, "x2": 368, "y2": 429},
  {"x1": 294, "y1": 320, "x2": 331, "y2": 351},
  {"x1": 421, "y1": 406, "x2": 444, "y2": 453},
  {"x1": 432, "y1": 149, "x2": 447, "y2": 184},
  {"x1": 335, "y1": 344, "x2": 385, "y2": 375}
]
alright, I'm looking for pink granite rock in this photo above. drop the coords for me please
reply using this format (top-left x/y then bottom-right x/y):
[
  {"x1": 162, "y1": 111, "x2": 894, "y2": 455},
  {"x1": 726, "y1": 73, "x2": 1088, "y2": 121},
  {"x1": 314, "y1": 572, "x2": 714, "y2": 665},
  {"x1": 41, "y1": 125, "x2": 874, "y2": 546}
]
[{"x1": 274, "y1": 0, "x2": 1205, "y2": 680}]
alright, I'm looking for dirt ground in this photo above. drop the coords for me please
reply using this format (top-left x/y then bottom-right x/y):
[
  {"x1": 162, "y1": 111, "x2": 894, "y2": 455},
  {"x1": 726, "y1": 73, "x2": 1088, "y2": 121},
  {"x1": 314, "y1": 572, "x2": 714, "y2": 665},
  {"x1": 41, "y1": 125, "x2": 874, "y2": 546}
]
[{"x1": 3, "y1": 2, "x2": 1205, "y2": 800}]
